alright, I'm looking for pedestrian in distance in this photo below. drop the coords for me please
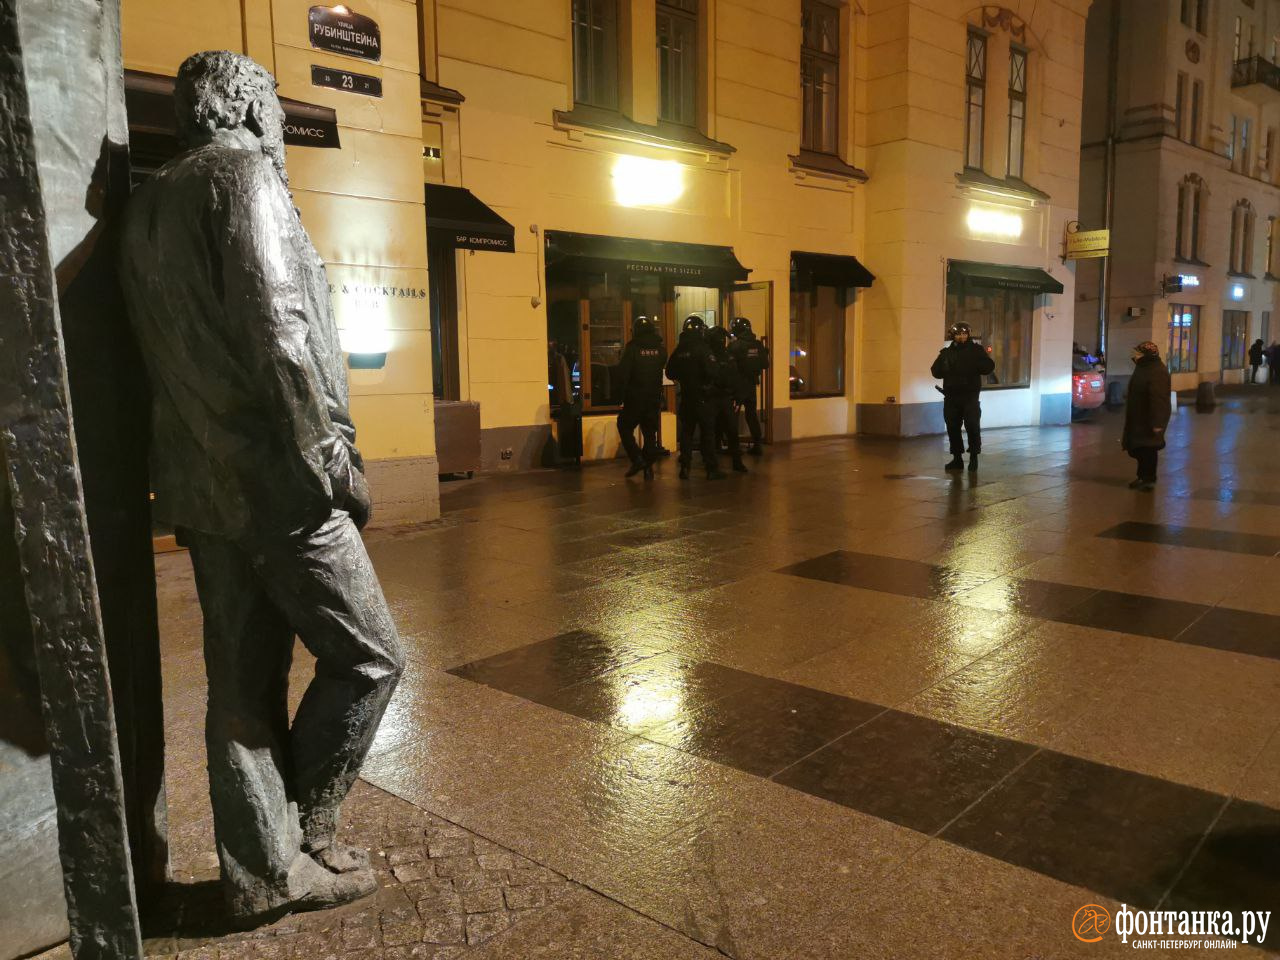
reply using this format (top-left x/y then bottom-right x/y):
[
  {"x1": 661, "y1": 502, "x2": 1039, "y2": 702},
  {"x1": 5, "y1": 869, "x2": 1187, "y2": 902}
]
[
  {"x1": 615, "y1": 315, "x2": 667, "y2": 479},
  {"x1": 931, "y1": 321, "x2": 995, "y2": 472},
  {"x1": 706, "y1": 327, "x2": 748, "y2": 478},
  {"x1": 666, "y1": 315, "x2": 716, "y2": 480},
  {"x1": 1266, "y1": 341, "x2": 1280, "y2": 384},
  {"x1": 729, "y1": 316, "x2": 769, "y2": 456},
  {"x1": 1121, "y1": 340, "x2": 1172, "y2": 491},
  {"x1": 1248, "y1": 339, "x2": 1265, "y2": 384}
]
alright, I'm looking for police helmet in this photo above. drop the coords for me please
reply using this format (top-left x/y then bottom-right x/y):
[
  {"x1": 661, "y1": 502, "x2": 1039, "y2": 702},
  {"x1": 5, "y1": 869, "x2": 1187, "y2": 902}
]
[
  {"x1": 682, "y1": 314, "x2": 707, "y2": 333},
  {"x1": 707, "y1": 326, "x2": 729, "y2": 348},
  {"x1": 730, "y1": 316, "x2": 753, "y2": 336},
  {"x1": 948, "y1": 322, "x2": 972, "y2": 339},
  {"x1": 632, "y1": 314, "x2": 655, "y2": 337}
]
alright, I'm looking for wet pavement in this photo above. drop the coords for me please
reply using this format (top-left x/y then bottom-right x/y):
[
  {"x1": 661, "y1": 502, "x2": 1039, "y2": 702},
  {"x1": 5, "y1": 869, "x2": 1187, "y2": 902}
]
[{"x1": 42, "y1": 387, "x2": 1280, "y2": 959}]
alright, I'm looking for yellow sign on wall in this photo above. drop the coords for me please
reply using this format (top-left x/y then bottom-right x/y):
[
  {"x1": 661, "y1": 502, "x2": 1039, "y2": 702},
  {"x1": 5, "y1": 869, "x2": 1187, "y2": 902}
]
[{"x1": 1064, "y1": 227, "x2": 1110, "y2": 260}]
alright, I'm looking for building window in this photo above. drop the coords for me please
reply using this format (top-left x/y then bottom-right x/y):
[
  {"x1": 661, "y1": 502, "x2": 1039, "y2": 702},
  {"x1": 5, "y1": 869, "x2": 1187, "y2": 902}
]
[
  {"x1": 1176, "y1": 174, "x2": 1206, "y2": 262},
  {"x1": 1235, "y1": 17, "x2": 1243, "y2": 61},
  {"x1": 789, "y1": 282, "x2": 846, "y2": 397},
  {"x1": 1268, "y1": 216, "x2": 1279, "y2": 276},
  {"x1": 1181, "y1": 0, "x2": 1209, "y2": 31},
  {"x1": 800, "y1": 0, "x2": 841, "y2": 156},
  {"x1": 944, "y1": 280, "x2": 1033, "y2": 389},
  {"x1": 1195, "y1": 0, "x2": 1208, "y2": 34},
  {"x1": 1222, "y1": 310, "x2": 1250, "y2": 369},
  {"x1": 572, "y1": 0, "x2": 619, "y2": 110},
  {"x1": 1007, "y1": 46, "x2": 1027, "y2": 179},
  {"x1": 1265, "y1": 127, "x2": 1276, "y2": 180},
  {"x1": 965, "y1": 30, "x2": 986, "y2": 170},
  {"x1": 1190, "y1": 80, "x2": 1202, "y2": 146},
  {"x1": 1167, "y1": 304, "x2": 1200, "y2": 373},
  {"x1": 1264, "y1": 310, "x2": 1272, "y2": 343},
  {"x1": 1175, "y1": 72, "x2": 1187, "y2": 142},
  {"x1": 1230, "y1": 199, "x2": 1255, "y2": 274},
  {"x1": 657, "y1": 0, "x2": 698, "y2": 127},
  {"x1": 1240, "y1": 117, "x2": 1252, "y2": 174}
]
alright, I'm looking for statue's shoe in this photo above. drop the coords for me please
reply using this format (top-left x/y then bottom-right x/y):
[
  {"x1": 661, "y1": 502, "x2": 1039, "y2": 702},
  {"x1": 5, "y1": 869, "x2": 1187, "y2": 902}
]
[
  {"x1": 230, "y1": 854, "x2": 378, "y2": 929},
  {"x1": 310, "y1": 840, "x2": 371, "y2": 874}
]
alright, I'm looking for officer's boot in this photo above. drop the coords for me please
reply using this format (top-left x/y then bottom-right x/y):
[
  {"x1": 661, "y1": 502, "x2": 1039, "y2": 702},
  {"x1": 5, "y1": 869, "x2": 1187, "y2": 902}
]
[
  {"x1": 945, "y1": 455, "x2": 964, "y2": 471},
  {"x1": 967, "y1": 454, "x2": 979, "y2": 472}
]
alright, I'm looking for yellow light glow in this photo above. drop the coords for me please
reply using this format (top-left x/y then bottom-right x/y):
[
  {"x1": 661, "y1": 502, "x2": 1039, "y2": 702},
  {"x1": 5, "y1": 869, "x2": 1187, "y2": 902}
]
[
  {"x1": 966, "y1": 205, "x2": 1024, "y2": 239},
  {"x1": 612, "y1": 156, "x2": 685, "y2": 208},
  {"x1": 617, "y1": 683, "x2": 682, "y2": 728}
]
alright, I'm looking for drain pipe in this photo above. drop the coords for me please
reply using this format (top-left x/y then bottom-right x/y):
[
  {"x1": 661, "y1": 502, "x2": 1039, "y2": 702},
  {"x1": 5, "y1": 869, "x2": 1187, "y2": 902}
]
[{"x1": 1098, "y1": 0, "x2": 1121, "y2": 367}]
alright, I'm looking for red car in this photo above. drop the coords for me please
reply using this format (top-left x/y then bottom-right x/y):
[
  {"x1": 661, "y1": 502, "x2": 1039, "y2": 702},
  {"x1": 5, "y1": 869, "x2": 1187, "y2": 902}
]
[{"x1": 1072, "y1": 354, "x2": 1105, "y2": 417}]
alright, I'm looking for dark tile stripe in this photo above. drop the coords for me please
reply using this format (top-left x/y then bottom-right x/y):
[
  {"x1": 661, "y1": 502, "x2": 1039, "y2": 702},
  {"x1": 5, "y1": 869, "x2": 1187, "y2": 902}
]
[
  {"x1": 780, "y1": 550, "x2": 1280, "y2": 656},
  {"x1": 1166, "y1": 798, "x2": 1280, "y2": 948},
  {"x1": 941, "y1": 751, "x2": 1225, "y2": 909},
  {"x1": 448, "y1": 630, "x2": 1275, "y2": 912},
  {"x1": 1097, "y1": 520, "x2": 1280, "y2": 557}
]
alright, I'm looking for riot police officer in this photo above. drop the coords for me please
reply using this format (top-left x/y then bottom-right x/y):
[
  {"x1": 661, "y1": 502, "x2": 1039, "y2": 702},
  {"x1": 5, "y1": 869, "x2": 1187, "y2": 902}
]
[
  {"x1": 616, "y1": 315, "x2": 667, "y2": 479},
  {"x1": 930, "y1": 321, "x2": 995, "y2": 471},
  {"x1": 729, "y1": 316, "x2": 769, "y2": 455},
  {"x1": 665, "y1": 315, "x2": 715, "y2": 479},
  {"x1": 707, "y1": 327, "x2": 747, "y2": 477}
]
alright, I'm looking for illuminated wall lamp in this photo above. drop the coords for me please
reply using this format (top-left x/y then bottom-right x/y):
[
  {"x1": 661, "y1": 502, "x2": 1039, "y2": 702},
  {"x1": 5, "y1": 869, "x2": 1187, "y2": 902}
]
[
  {"x1": 966, "y1": 206, "x2": 1024, "y2": 239},
  {"x1": 612, "y1": 155, "x2": 685, "y2": 207},
  {"x1": 341, "y1": 325, "x2": 391, "y2": 370}
]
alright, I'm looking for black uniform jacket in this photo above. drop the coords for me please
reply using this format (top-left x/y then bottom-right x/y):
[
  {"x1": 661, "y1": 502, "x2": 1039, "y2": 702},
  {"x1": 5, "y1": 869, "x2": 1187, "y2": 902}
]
[
  {"x1": 930, "y1": 340, "x2": 996, "y2": 395},
  {"x1": 618, "y1": 330, "x2": 667, "y2": 407}
]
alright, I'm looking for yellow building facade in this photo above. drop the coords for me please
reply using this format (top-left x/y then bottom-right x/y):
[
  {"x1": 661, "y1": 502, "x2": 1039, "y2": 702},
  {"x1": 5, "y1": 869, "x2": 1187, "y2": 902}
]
[{"x1": 119, "y1": 0, "x2": 1091, "y2": 515}]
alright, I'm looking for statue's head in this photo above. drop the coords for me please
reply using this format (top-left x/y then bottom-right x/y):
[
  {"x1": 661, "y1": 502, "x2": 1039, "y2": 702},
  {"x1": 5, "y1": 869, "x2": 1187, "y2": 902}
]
[{"x1": 175, "y1": 51, "x2": 287, "y2": 185}]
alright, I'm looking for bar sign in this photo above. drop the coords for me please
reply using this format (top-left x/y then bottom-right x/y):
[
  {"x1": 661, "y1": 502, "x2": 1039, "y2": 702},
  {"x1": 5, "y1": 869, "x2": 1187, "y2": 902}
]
[{"x1": 311, "y1": 64, "x2": 382, "y2": 98}]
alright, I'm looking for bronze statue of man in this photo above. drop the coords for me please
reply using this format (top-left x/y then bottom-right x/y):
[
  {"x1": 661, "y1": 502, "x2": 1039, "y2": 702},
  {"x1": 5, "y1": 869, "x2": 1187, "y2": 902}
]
[{"x1": 118, "y1": 51, "x2": 403, "y2": 924}]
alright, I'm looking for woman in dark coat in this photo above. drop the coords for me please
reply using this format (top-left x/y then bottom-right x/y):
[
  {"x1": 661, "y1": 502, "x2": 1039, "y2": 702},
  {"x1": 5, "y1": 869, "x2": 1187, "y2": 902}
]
[{"x1": 1121, "y1": 341, "x2": 1172, "y2": 491}]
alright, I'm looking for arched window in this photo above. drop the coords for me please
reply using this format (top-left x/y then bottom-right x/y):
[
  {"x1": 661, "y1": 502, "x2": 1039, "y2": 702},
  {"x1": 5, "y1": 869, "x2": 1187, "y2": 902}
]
[
  {"x1": 1175, "y1": 174, "x2": 1207, "y2": 262},
  {"x1": 1230, "y1": 198, "x2": 1256, "y2": 275}
]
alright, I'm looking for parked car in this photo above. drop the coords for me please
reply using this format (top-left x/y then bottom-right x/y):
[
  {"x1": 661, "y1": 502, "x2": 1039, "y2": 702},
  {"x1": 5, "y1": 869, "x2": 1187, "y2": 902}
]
[{"x1": 1071, "y1": 352, "x2": 1105, "y2": 418}]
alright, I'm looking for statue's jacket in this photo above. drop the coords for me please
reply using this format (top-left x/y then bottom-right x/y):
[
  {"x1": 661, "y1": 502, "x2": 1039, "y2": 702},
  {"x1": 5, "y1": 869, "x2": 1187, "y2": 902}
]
[{"x1": 120, "y1": 144, "x2": 361, "y2": 541}]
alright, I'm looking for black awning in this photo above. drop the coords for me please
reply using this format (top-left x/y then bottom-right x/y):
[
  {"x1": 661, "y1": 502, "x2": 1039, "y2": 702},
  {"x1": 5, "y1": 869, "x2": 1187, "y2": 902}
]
[
  {"x1": 424, "y1": 184, "x2": 515, "y2": 252},
  {"x1": 947, "y1": 259, "x2": 1064, "y2": 295},
  {"x1": 792, "y1": 251, "x2": 875, "y2": 288},
  {"x1": 123, "y1": 70, "x2": 341, "y2": 176},
  {"x1": 544, "y1": 231, "x2": 749, "y2": 285}
]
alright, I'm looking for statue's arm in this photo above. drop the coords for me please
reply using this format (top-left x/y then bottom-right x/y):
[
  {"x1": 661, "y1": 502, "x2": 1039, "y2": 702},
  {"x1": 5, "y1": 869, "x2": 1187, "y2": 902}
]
[{"x1": 216, "y1": 164, "x2": 354, "y2": 517}]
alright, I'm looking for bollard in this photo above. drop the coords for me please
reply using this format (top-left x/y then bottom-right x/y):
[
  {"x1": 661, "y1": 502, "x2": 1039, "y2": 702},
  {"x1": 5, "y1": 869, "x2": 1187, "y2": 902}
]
[
  {"x1": 1105, "y1": 380, "x2": 1126, "y2": 409},
  {"x1": 1194, "y1": 380, "x2": 1216, "y2": 411}
]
